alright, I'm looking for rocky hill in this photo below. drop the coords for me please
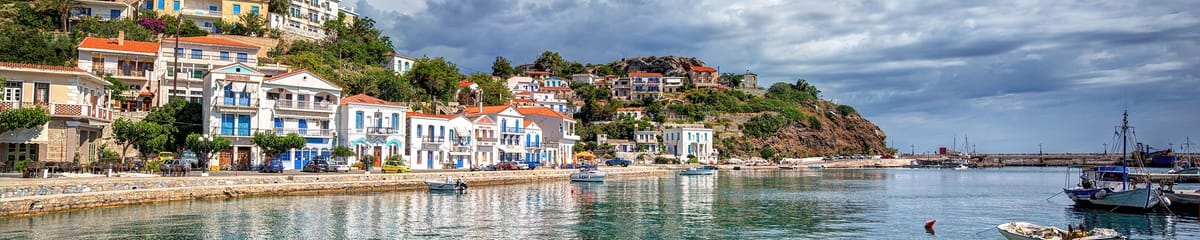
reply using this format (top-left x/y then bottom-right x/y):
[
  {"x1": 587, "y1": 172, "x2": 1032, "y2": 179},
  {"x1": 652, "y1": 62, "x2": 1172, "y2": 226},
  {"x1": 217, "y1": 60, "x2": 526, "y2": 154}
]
[
  {"x1": 608, "y1": 56, "x2": 706, "y2": 76},
  {"x1": 711, "y1": 99, "x2": 889, "y2": 159}
]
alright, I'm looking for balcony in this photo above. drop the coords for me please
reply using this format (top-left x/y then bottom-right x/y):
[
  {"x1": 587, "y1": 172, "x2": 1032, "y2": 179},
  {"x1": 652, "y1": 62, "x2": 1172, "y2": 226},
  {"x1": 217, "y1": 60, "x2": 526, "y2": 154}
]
[
  {"x1": 180, "y1": 9, "x2": 222, "y2": 18},
  {"x1": 160, "y1": 51, "x2": 256, "y2": 64},
  {"x1": 274, "y1": 128, "x2": 332, "y2": 137},
  {"x1": 502, "y1": 127, "x2": 521, "y2": 133},
  {"x1": 366, "y1": 127, "x2": 399, "y2": 135},
  {"x1": 212, "y1": 127, "x2": 253, "y2": 137},
  {"x1": 451, "y1": 146, "x2": 472, "y2": 153},
  {"x1": 215, "y1": 96, "x2": 259, "y2": 110},
  {"x1": 93, "y1": 67, "x2": 152, "y2": 79},
  {"x1": 2, "y1": 102, "x2": 113, "y2": 122},
  {"x1": 275, "y1": 100, "x2": 335, "y2": 112},
  {"x1": 421, "y1": 137, "x2": 446, "y2": 149}
]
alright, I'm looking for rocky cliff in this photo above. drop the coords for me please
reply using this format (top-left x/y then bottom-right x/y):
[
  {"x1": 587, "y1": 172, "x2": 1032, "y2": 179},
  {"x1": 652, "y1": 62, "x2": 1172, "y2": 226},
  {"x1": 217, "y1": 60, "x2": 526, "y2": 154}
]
[
  {"x1": 608, "y1": 56, "x2": 706, "y2": 76},
  {"x1": 713, "y1": 99, "x2": 889, "y2": 159}
]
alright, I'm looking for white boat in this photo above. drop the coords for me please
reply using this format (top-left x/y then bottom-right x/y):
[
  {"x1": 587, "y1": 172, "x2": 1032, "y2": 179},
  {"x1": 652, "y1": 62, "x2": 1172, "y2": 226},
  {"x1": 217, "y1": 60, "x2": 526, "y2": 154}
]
[
  {"x1": 570, "y1": 169, "x2": 607, "y2": 182},
  {"x1": 679, "y1": 166, "x2": 716, "y2": 175},
  {"x1": 996, "y1": 222, "x2": 1123, "y2": 240},
  {"x1": 1062, "y1": 111, "x2": 1169, "y2": 210},
  {"x1": 806, "y1": 165, "x2": 825, "y2": 170},
  {"x1": 426, "y1": 177, "x2": 468, "y2": 191},
  {"x1": 954, "y1": 164, "x2": 969, "y2": 170}
]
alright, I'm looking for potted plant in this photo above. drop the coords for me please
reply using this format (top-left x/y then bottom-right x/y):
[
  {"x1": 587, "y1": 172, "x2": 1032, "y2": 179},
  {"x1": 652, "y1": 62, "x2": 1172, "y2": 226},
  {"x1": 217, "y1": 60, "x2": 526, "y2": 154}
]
[
  {"x1": 15, "y1": 158, "x2": 34, "y2": 178},
  {"x1": 360, "y1": 155, "x2": 376, "y2": 172}
]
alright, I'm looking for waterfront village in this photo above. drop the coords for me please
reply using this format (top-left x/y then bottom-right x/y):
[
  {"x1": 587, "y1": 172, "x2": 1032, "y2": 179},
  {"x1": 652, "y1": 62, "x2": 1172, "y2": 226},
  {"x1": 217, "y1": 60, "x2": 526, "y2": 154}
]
[{"x1": 0, "y1": 0, "x2": 738, "y2": 174}]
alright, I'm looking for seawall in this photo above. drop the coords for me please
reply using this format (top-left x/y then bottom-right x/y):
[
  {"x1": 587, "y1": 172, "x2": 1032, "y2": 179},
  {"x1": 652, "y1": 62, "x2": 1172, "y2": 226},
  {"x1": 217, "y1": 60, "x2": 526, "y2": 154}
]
[{"x1": 0, "y1": 167, "x2": 670, "y2": 218}]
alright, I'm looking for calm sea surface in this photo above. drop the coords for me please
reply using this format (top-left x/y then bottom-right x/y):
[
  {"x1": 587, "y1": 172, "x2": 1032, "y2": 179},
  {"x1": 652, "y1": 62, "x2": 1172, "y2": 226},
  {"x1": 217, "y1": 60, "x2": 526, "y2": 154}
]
[{"x1": 2, "y1": 167, "x2": 1197, "y2": 239}]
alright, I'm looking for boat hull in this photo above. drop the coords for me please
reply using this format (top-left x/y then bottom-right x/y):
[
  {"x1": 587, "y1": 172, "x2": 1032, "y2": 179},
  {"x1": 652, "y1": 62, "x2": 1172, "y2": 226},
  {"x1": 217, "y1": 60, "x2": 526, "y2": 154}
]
[
  {"x1": 1165, "y1": 191, "x2": 1200, "y2": 207},
  {"x1": 678, "y1": 169, "x2": 714, "y2": 175},
  {"x1": 1064, "y1": 187, "x2": 1163, "y2": 209},
  {"x1": 425, "y1": 180, "x2": 466, "y2": 191},
  {"x1": 570, "y1": 171, "x2": 607, "y2": 182}
]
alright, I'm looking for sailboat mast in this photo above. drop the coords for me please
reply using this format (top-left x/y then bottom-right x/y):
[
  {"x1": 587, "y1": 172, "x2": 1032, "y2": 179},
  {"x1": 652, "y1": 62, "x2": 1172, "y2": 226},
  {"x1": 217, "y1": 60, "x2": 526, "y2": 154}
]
[{"x1": 1121, "y1": 110, "x2": 1129, "y2": 190}]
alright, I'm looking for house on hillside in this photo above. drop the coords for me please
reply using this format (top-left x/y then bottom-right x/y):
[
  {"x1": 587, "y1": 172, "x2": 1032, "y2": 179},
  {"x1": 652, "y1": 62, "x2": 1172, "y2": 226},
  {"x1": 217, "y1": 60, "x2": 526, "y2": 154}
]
[
  {"x1": 689, "y1": 65, "x2": 719, "y2": 88},
  {"x1": 0, "y1": 62, "x2": 113, "y2": 164},
  {"x1": 382, "y1": 52, "x2": 416, "y2": 75},
  {"x1": 338, "y1": 94, "x2": 408, "y2": 170},
  {"x1": 77, "y1": 35, "x2": 160, "y2": 112}
]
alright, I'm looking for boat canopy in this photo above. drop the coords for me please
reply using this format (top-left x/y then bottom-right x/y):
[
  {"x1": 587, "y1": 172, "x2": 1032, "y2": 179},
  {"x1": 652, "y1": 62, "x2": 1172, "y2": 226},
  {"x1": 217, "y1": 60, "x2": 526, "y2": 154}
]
[{"x1": 1097, "y1": 166, "x2": 1128, "y2": 173}]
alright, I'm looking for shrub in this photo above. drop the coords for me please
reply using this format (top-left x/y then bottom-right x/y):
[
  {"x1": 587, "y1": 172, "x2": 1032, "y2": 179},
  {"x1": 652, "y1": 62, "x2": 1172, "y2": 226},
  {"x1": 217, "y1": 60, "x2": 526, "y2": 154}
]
[{"x1": 654, "y1": 157, "x2": 680, "y2": 164}]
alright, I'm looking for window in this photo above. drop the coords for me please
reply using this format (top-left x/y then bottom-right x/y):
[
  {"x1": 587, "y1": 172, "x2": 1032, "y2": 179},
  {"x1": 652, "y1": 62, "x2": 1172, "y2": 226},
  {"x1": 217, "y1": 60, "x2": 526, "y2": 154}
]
[
  {"x1": 298, "y1": 119, "x2": 308, "y2": 135},
  {"x1": 391, "y1": 113, "x2": 399, "y2": 129},
  {"x1": 192, "y1": 69, "x2": 204, "y2": 79},
  {"x1": 236, "y1": 53, "x2": 248, "y2": 63},
  {"x1": 355, "y1": 111, "x2": 364, "y2": 129},
  {"x1": 146, "y1": 1, "x2": 154, "y2": 10},
  {"x1": 416, "y1": 124, "x2": 422, "y2": 137},
  {"x1": 110, "y1": 9, "x2": 121, "y2": 19},
  {"x1": 203, "y1": 22, "x2": 212, "y2": 28},
  {"x1": 221, "y1": 114, "x2": 235, "y2": 135},
  {"x1": 223, "y1": 84, "x2": 234, "y2": 105},
  {"x1": 173, "y1": 0, "x2": 179, "y2": 11},
  {"x1": 219, "y1": 51, "x2": 229, "y2": 61},
  {"x1": 209, "y1": 5, "x2": 217, "y2": 11},
  {"x1": 251, "y1": 6, "x2": 259, "y2": 15},
  {"x1": 232, "y1": 4, "x2": 241, "y2": 15},
  {"x1": 4, "y1": 81, "x2": 22, "y2": 102},
  {"x1": 267, "y1": 92, "x2": 279, "y2": 100},
  {"x1": 189, "y1": 49, "x2": 202, "y2": 59},
  {"x1": 439, "y1": 126, "x2": 444, "y2": 138},
  {"x1": 274, "y1": 118, "x2": 283, "y2": 130},
  {"x1": 175, "y1": 48, "x2": 183, "y2": 56},
  {"x1": 237, "y1": 115, "x2": 251, "y2": 136}
]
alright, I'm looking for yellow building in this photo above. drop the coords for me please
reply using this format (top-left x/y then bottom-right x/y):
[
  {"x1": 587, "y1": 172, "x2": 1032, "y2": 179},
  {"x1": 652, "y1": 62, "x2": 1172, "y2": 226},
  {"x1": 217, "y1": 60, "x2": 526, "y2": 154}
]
[
  {"x1": 141, "y1": 0, "x2": 268, "y2": 32},
  {"x1": 0, "y1": 62, "x2": 113, "y2": 165}
]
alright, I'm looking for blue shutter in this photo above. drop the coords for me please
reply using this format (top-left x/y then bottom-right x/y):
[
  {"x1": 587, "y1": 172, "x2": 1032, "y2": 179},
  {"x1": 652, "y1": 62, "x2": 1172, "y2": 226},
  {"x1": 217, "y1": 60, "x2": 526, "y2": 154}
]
[
  {"x1": 274, "y1": 118, "x2": 283, "y2": 131},
  {"x1": 237, "y1": 115, "x2": 251, "y2": 136},
  {"x1": 525, "y1": 134, "x2": 531, "y2": 147},
  {"x1": 251, "y1": 6, "x2": 259, "y2": 15},
  {"x1": 535, "y1": 135, "x2": 540, "y2": 147},
  {"x1": 298, "y1": 119, "x2": 307, "y2": 135},
  {"x1": 110, "y1": 9, "x2": 120, "y2": 19},
  {"x1": 439, "y1": 126, "x2": 444, "y2": 138},
  {"x1": 172, "y1": 1, "x2": 179, "y2": 11},
  {"x1": 239, "y1": 90, "x2": 249, "y2": 106},
  {"x1": 221, "y1": 115, "x2": 234, "y2": 135},
  {"x1": 223, "y1": 84, "x2": 234, "y2": 105},
  {"x1": 391, "y1": 113, "x2": 399, "y2": 129},
  {"x1": 416, "y1": 125, "x2": 422, "y2": 137},
  {"x1": 209, "y1": 5, "x2": 217, "y2": 11},
  {"x1": 355, "y1": 111, "x2": 363, "y2": 129},
  {"x1": 501, "y1": 119, "x2": 507, "y2": 132},
  {"x1": 220, "y1": 51, "x2": 229, "y2": 61},
  {"x1": 232, "y1": 4, "x2": 240, "y2": 14}
]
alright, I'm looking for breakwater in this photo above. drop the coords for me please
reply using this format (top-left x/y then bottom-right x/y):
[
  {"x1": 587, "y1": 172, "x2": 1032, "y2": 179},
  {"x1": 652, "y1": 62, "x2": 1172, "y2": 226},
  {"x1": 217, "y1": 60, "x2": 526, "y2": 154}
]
[{"x1": 0, "y1": 167, "x2": 670, "y2": 218}]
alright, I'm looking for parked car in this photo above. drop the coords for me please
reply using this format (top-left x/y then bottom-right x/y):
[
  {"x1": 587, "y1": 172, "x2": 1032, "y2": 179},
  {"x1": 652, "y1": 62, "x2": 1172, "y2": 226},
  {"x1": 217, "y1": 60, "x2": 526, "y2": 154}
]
[
  {"x1": 517, "y1": 162, "x2": 530, "y2": 170},
  {"x1": 329, "y1": 159, "x2": 351, "y2": 173},
  {"x1": 260, "y1": 159, "x2": 284, "y2": 173},
  {"x1": 302, "y1": 160, "x2": 330, "y2": 173},
  {"x1": 381, "y1": 160, "x2": 410, "y2": 173},
  {"x1": 496, "y1": 162, "x2": 519, "y2": 170},
  {"x1": 177, "y1": 151, "x2": 199, "y2": 169},
  {"x1": 605, "y1": 158, "x2": 631, "y2": 167}
]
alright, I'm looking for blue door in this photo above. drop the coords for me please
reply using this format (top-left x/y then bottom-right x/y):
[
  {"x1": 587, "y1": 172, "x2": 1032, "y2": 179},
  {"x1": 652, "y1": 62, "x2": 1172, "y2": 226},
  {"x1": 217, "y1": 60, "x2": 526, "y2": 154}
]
[
  {"x1": 298, "y1": 119, "x2": 307, "y2": 135},
  {"x1": 427, "y1": 152, "x2": 434, "y2": 169},
  {"x1": 293, "y1": 150, "x2": 302, "y2": 169},
  {"x1": 456, "y1": 157, "x2": 463, "y2": 168}
]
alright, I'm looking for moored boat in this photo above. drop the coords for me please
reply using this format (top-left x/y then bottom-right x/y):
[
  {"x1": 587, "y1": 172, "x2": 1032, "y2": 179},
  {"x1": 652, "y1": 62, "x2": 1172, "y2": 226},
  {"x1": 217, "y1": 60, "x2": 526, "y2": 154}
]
[
  {"x1": 570, "y1": 169, "x2": 607, "y2": 182},
  {"x1": 679, "y1": 167, "x2": 715, "y2": 175},
  {"x1": 426, "y1": 177, "x2": 468, "y2": 191},
  {"x1": 807, "y1": 165, "x2": 826, "y2": 170},
  {"x1": 779, "y1": 165, "x2": 796, "y2": 170},
  {"x1": 1062, "y1": 111, "x2": 1169, "y2": 210},
  {"x1": 996, "y1": 222, "x2": 1123, "y2": 240}
]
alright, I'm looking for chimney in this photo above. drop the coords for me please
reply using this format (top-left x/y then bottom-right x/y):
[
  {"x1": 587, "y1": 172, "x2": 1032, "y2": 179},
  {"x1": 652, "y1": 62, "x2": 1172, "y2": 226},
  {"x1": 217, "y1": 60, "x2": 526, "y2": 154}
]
[{"x1": 117, "y1": 30, "x2": 125, "y2": 46}]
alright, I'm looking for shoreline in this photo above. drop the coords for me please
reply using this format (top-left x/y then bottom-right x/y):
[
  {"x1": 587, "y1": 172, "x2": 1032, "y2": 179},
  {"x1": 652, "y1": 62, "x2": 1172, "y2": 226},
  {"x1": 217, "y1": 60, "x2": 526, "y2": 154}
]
[{"x1": 0, "y1": 166, "x2": 670, "y2": 218}]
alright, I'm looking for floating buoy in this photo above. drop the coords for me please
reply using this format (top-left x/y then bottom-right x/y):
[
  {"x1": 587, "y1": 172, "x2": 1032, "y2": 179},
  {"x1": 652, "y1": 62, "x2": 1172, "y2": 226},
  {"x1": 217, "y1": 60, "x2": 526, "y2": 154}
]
[{"x1": 924, "y1": 220, "x2": 936, "y2": 229}]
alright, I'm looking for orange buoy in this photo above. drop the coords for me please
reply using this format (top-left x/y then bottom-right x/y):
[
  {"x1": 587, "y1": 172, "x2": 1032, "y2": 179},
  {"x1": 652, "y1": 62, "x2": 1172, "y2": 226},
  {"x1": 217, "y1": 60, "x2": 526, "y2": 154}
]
[{"x1": 924, "y1": 220, "x2": 936, "y2": 229}]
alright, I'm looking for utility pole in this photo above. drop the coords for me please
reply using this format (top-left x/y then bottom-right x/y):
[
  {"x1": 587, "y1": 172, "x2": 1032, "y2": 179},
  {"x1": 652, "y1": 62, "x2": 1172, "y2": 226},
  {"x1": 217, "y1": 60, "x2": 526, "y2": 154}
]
[
  {"x1": 910, "y1": 144, "x2": 915, "y2": 156},
  {"x1": 1103, "y1": 143, "x2": 1108, "y2": 155},
  {"x1": 171, "y1": 12, "x2": 182, "y2": 103}
]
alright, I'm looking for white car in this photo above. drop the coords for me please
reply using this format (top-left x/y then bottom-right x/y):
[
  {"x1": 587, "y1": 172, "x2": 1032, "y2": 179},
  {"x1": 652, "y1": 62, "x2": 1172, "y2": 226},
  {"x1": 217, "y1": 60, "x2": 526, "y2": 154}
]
[{"x1": 329, "y1": 159, "x2": 351, "y2": 173}]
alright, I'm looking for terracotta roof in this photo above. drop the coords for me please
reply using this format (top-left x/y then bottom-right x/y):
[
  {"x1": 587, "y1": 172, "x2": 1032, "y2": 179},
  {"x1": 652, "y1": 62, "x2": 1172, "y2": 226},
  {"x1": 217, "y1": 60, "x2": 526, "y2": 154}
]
[
  {"x1": 617, "y1": 107, "x2": 643, "y2": 111},
  {"x1": 691, "y1": 65, "x2": 717, "y2": 72},
  {"x1": 525, "y1": 70, "x2": 550, "y2": 75},
  {"x1": 515, "y1": 91, "x2": 531, "y2": 95},
  {"x1": 517, "y1": 106, "x2": 574, "y2": 120},
  {"x1": 408, "y1": 112, "x2": 456, "y2": 120},
  {"x1": 464, "y1": 105, "x2": 513, "y2": 114},
  {"x1": 512, "y1": 98, "x2": 533, "y2": 103},
  {"x1": 177, "y1": 36, "x2": 258, "y2": 48},
  {"x1": 0, "y1": 61, "x2": 85, "y2": 73},
  {"x1": 542, "y1": 86, "x2": 571, "y2": 91},
  {"x1": 523, "y1": 121, "x2": 536, "y2": 127},
  {"x1": 78, "y1": 37, "x2": 159, "y2": 54},
  {"x1": 341, "y1": 94, "x2": 398, "y2": 106},
  {"x1": 458, "y1": 80, "x2": 475, "y2": 88},
  {"x1": 629, "y1": 72, "x2": 663, "y2": 77}
]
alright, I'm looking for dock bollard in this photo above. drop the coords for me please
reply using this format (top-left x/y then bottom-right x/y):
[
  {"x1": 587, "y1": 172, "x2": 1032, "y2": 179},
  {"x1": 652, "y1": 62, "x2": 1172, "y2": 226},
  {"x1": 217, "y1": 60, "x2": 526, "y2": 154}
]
[{"x1": 107, "y1": 168, "x2": 113, "y2": 177}]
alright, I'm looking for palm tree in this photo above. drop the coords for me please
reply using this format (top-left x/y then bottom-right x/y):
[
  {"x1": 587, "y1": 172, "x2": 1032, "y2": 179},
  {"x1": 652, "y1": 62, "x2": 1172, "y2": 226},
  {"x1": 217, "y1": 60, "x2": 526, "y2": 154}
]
[{"x1": 39, "y1": 0, "x2": 80, "y2": 32}]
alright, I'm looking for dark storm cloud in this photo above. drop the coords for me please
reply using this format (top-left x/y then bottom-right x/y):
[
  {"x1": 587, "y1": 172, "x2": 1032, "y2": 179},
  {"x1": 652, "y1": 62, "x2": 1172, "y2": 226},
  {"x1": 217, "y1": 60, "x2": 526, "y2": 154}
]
[{"x1": 356, "y1": 0, "x2": 1200, "y2": 152}]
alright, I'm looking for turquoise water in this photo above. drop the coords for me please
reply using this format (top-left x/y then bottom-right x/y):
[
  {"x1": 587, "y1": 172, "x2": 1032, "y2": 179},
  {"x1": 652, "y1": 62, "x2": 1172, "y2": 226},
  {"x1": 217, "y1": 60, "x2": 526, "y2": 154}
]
[{"x1": 1, "y1": 167, "x2": 1197, "y2": 239}]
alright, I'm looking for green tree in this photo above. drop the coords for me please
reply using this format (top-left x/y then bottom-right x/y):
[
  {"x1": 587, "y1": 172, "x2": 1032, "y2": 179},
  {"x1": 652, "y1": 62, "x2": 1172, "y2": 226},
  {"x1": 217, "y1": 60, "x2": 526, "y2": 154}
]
[
  {"x1": 252, "y1": 132, "x2": 308, "y2": 163},
  {"x1": 38, "y1": 0, "x2": 78, "y2": 32},
  {"x1": 491, "y1": 56, "x2": 516, "y2": 78},
  {"x1": 75, "y1": 17, "x2": 157, "y2": 41},
  {"x1": 720, "y1": 72, "x2": 744, "y2": 88},
  {"x1": 465, "y1": 72, "x2": 512, "y2": 105},
  {"x1": 111, "y1": 118, "x2": 169, "y2": 161},
  {"x1": 144, "y1": 98, "x2": 203, "y2": 151},
  {"x1": 0, "y1": 25, "x2": 80, "y2": 66},
  {"x1": 268, "y1": 0, "x2": 289, "y2": 15},
  {"x1": 186, "y1": 133, "x2": 231, "y2": 173},
  {"x1": 0, "y1": 105, "x2": 50, "y2": 131},
  {"x1": 761, "y1": 146, "x2": 776, "y2": 161},
  {"x1": 533, "y1": 51, "x2": 565, "y2": 73},
  {"x1": 232, "y1": 13, "x2": 267, "y2": 37},
  {"x1": 101, "y1": 73, "x2": 129, "y2": 102},
  {"x1": 405, "y1": 56, "x2": 462, "y2": 102}
]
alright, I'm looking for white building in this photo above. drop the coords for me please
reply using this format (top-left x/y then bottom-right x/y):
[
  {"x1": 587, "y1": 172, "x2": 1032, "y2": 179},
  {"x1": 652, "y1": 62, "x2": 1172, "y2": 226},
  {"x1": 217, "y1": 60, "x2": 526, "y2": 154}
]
[
  {"x1": 634, "y1": 130, "x2": 660, "y2": 154},
  {"x1": 544, "y1": 77, "x2": 568, "y2": 88},
  {"x1": 201, "y1": 66, "x2": 341, "y2": 171},
  {"x1": 470, "y1": 115, "x2": 498, "y2": 167},
  {"x1": 77, "y1": 36, "x2": 160, "y2": 112},
  {"x1": 506, "y1": 76, "x2": 540, "y2": 93},
  {"x1": 521, "y1": 121, "x2": 544, "y2": 165},
  {"x1": 616, "y1": 107, "x2": 643, "y2": 120},
  {"x1": 517, "y1": 107, "x2": 579, "y2": 167},
  {"x1": 628, "y1": 72, "x2": 663, "y2": 100},
  {"x1": 75, "y1": 0, "x2": 134, "y2": 21},
  {"x1": 570, "y1": 73, "x2": 600, "y2": 84},
  {"x1": 382, "y1": 52, "x2": 416, "y2": 75},
  {"x1": 157, "y1": 36, "x2": 264, "y2": 104},
  {"x1": 337, "y1": 94, "x2": 407, "y2": 169},
  {"x1": 663, "y1": 125, "x2": 716, "y2": 164},
  {"x1": 465, "y1": 106, "x2": 526, "y2": 164},
  {"x1": 445, "y1": 116, "x2": 476, "y2": 169},
  {"x1": 268, "y1": 0, "x2": 342, "y2": 40},
  {"x1": 406, "y1": 112, "x2": 456, "y2": 170},
  {"x1": 663, "y1": 76, "x2": 684, "y2": 93}
]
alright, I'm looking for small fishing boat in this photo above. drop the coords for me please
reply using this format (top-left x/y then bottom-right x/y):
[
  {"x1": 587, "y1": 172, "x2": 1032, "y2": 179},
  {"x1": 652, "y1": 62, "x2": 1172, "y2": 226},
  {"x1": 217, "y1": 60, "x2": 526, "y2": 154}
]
[
  {"x1": 1063, "y1": 111, "x2": 1169, "y2": 210},
  {"x1": 779, "y1": 165, "x2": 797, "y2": 170},
  {"x1": 426, "y1": 177, "x2": 468, "y2": 191},
  {"x1": 806, "y1": 165, "x2": 825, "y2": 170},
  {"x1": 954, "y1": 164, "x2": 970, "y2": 170},
  {"x1": 1165, "y1": 189, "x2": 1200, "y2": 207},
  {"x1": 679, "y1": 167, "x2": 715, "y2": 175},
  {"x1": 570, "y1": 169, "x2": 607, "y2": 182},
  {"x1": 996, "y1": 222, "x2": 1123, "y2": 240}
]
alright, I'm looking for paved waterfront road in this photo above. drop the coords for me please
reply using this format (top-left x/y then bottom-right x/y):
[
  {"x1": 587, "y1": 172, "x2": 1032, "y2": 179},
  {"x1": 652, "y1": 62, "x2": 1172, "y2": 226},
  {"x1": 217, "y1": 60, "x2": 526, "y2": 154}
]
[{"x1": 1, "y1": 167, "x2": 1197, "y2": 239}]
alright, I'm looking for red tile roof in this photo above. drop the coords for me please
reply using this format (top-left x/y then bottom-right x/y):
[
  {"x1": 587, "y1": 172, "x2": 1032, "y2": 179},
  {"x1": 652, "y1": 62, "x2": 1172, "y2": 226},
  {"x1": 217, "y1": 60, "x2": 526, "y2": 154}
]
[
  {"x1": 517, "y1": 106, "x2": 574, "y2": 120},
  {"x1": 464, "y1": 105, "x2": 513, "y2": 114},
  {"x1": 525, "y1": 70, "x2": 551, "y2": 75},
  {"x1": 617, "y1": 107, "x2": 643, "y2": 111},
  {"x1": 512, "y1": 98, "x2": 533, "y2": 103},
  {"x1": 542, "y1": 86, "x2": 572, "y2": 91},
  {"x1": 515, "y1": 91, "x2": 531, "y2": 95},
  {"x1": 523, "y1": 121, "x2": 536, "y2": 127},
  {"x1": 0, "y1": 61, "x2": 85, "y2": 73},
  {"x1": 178, "y1": 36, "x2": 258, "y2": 48},
  {"x1": 691, "y1": 65, "x2": 717, "y2": 72},
  {"x1": 78, "y1": 37, "x2": 159, "y2": 54},
  {"x1": 340, "y1": 94, "x2": 398, "y2": 106},
  {"x1": 458, "y1": 80, "x2": 475, "y2": 88},
  {"x1": 629, "y1": 72, "x2": 663, "y2": 77}
]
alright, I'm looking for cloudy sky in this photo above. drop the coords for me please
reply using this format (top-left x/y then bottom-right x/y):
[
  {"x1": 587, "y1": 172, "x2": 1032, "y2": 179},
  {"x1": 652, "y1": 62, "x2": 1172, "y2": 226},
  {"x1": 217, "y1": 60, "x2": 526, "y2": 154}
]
[{"x1": 353, "y1": 0, "x2": 1200, "y2": 153}]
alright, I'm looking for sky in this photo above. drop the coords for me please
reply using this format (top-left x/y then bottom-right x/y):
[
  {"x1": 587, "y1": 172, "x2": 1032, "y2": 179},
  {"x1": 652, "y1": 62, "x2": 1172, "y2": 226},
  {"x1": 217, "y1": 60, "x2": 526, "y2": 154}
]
[{"x1": 352, "y1": 0, "x2": 1200, "y2": 153}]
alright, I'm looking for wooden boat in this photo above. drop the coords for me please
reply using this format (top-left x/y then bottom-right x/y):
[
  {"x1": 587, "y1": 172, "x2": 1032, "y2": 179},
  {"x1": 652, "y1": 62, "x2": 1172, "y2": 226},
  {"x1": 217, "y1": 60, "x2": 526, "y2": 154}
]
[
  {"x1": 1063, "y1": 111, "x2": 1168, "y2": 210},
  {"x1": 426, "y1": 178, "x2": 468, "y2": 191},
  {"x1": 996, "y1": 222, "x2": 1124, "y2": 240},
  {"x1": 679, "y1": 167, "x2": 715, "y2": 175},
  {"x1": 1165, "y1": 190, "x2": 1200, "y2": 207},
  {"x1": 570, "y1": 169, "x2": 607, "y2": 182},
  {"x1": 778, "y1": 165, "x2": 796, "y2": 170}
]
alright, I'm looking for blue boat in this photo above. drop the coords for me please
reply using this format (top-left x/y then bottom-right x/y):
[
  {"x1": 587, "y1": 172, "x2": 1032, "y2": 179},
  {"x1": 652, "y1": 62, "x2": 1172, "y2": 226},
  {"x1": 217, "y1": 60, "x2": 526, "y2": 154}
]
[{"x1": 679, "y1": 166, "x2": 715, "y2": 175}]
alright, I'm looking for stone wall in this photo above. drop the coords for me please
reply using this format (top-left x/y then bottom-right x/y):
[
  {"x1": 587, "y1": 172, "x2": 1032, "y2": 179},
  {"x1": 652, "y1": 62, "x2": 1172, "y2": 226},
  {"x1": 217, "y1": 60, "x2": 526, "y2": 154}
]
[{"x1": 0, "y1": 167, "x2": 670, "y2": 217}]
